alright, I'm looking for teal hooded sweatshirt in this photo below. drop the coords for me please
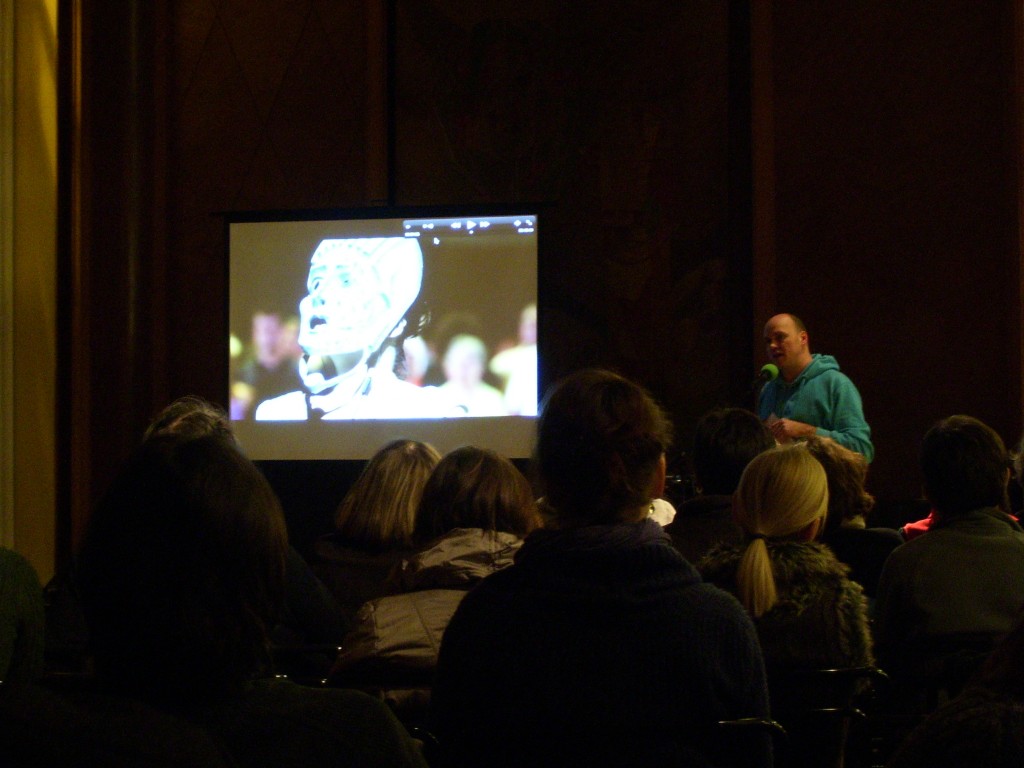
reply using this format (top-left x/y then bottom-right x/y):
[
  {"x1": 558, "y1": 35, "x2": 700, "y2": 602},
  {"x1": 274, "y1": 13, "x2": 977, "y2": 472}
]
[{"x1": 757, "y1": 353, "x2": 874, "y2": 462}]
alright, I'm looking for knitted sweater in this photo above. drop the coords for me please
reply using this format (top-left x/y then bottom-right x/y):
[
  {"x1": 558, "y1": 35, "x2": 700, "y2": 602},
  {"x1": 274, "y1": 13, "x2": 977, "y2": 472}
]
[{"x1": 430, "y1": 519, "x2": 771, "y2": 768}]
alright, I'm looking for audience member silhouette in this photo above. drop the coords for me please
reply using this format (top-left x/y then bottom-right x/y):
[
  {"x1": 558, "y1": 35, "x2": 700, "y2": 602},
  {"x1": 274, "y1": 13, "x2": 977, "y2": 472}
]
[
  {"x1": 430, "y1": 369, "x2": 771, "y2": 768},
  {"x1": 664, "y1": 407, "x2": 773, "y2": 563},
  {"x1": 875, "y1": 415, "x2": 1024, "y2": 678},
  {"x1": 45, "y1": 396, "x2": 346, "y2": 672},
  {"x1": 699, "y1": 444, "x2": 874, "y2": 670},
  {"x1": 75, "y1": 434, "x2": 426, "y2": 766},
  {"x1": 805, "y1": 435, "x2": 901, "y2": 599},
  {"x1": 328, "y1": 446, "x2": 539, "y2": 725},
  {"x1": 887, "y1": 609, "x2": 1024, "y2": 768},
  {"x1": 313, "y1": 439, "x2": 441, "y2": 625}
]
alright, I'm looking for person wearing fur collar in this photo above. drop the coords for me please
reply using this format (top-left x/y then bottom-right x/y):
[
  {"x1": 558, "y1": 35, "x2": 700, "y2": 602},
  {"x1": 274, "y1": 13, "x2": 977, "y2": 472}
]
[{"x1": 698, "y1": 444, "x2": 874, "y2": 670}]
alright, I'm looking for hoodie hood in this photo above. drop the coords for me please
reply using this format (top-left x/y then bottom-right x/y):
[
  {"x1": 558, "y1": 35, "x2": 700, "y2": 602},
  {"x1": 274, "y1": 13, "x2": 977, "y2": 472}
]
[
  {"x1": 783, "y1": 353, "x2": 840, "y2": 387},
  {"x1": 397, "y1": 527, "x2": 523, "y2": 591}
]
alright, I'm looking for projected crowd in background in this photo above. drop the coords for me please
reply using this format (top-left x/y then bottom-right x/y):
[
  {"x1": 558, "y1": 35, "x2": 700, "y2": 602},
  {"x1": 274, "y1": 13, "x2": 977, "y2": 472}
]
[{"x1": 229, "y1": 215, "x2": 538, "y2": 429}]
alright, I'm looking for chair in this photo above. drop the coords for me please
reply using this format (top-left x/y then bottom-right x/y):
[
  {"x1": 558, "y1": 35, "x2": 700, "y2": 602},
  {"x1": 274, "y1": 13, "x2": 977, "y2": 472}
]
[
  {"x1": 866, "y1": 633, "x2": 997, "y2": 764},
  {"x1": 766, "y1": 665, "x2": 889, "y2": 768},
  {"x1": 718, "y1": 717, "x2": 788, "y2": 767},
  {"x1": 0, "y1": 679, "x2": 236, "y2": 767}
]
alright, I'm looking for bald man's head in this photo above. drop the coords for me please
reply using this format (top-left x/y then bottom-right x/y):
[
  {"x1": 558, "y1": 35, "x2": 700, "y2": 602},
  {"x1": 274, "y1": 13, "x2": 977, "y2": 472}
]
[{"x1": 763, "y1": 313, "x2": 812, "y2": 381}]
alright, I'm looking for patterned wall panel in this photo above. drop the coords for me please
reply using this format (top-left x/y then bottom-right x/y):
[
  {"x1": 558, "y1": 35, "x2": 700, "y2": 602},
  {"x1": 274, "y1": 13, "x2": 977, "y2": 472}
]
[
  {"x1": 769, "y1": 0, "x2": 1021, "y2": 500},
  {"x1": 394, "y1": 0, "x2": 744, "y2": 454},
  {"x1": 167, "y1": 0, "x2": 375, "y2": 399}
]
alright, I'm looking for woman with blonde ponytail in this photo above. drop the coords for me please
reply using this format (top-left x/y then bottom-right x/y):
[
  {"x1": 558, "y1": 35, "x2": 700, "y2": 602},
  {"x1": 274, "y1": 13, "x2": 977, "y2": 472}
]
[{"x1": 700, "y1": 444, "x2": 873, "y2": 669}]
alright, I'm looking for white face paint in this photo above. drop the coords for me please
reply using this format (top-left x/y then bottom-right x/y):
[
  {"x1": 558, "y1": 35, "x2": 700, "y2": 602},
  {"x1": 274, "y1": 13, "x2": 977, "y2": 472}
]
[{"x1": 297, "y1": 237, "x2": 423, "y2": 393}]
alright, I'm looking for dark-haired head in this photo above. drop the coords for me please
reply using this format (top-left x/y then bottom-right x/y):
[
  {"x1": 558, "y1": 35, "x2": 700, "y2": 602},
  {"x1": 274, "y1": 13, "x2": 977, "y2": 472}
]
[
  {"x1": 414, "y1": 446, "x2": 539, "y2": 544},
  {"x1": 535, "y1": 369, "x2": 672, "y2": 526},
  {"x1": 335, "y1": 439, "x2": 441, "y2": 550},
  {"x1": 804, "y1": 435, "x2": 875, "y2": 533},
  {"x1": 78, "y1": 433, "x2": 287, "y2": 703},
  {"x1": 921, "y1": 415, "x2": 1009, "y2": 520},
  {"x1": 693, "y1": 408, "x2": 774, "y2": 495},
  {"x1": 143, "y1": 396, "x2": 237, "y2": 445}
]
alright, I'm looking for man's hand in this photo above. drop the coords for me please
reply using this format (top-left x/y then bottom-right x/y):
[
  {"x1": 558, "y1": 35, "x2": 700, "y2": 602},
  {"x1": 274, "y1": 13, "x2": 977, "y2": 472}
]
[{"x1": 769, "y1": 418, "x2": 816, "y2": 443}]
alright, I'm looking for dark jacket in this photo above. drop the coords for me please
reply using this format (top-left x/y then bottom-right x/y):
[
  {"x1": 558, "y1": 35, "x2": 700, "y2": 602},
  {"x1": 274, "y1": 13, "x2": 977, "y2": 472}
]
[
  {"x1": 886, "y1": 686, "x2": 1024, "y2": 768},
  {"x1": 875, "y1": 506, "x2": 1024, "y2": 672},
  {"x1": 328, "y1": 528, "x2": 521, "y2": 718},
  {"x1": 699, "y1": 540, "x2": 874, "y2": 670},
  {"x1": 821, "y1": 524, "x2": 902, "y2": 599},
  {"x1": 0, "y1": 677, "x2": 428, "y2": 768},
  {"x1": 664, "y1": 494, "x2": 743, "y2": 565},
  {"x1": 311, "y1": 535, "x2": 413, "y2": 627},
  {"x1": 430, "y1": 519, "x2": 771, "y2": 768}
]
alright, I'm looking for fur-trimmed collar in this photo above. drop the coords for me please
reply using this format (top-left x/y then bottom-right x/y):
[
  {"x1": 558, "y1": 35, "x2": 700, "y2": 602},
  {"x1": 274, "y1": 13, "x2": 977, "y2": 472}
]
[{"x1": 699, "y1": 540, "x2": 853, "y2": 614}]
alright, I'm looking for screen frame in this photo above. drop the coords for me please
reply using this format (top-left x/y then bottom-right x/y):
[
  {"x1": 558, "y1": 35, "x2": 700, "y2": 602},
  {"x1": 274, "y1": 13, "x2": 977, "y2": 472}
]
[{"x1": 222, "y1": 203, "x2": 546, "y2": 461}]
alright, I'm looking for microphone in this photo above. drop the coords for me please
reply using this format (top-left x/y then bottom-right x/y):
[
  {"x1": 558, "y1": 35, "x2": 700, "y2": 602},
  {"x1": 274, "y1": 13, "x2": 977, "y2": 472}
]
[{"x1": 752, "y1": 363, "x2": 779, "y2": 389}]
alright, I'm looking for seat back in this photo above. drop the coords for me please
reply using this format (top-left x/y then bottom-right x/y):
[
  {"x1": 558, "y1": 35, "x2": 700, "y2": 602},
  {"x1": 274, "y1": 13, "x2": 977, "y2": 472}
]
[
  {"x1": 767, "y1": 666, "x2": 889, "y2": 768},
  {"x1": 0, "y1": 680, "x2": 237, "y2": 768}
]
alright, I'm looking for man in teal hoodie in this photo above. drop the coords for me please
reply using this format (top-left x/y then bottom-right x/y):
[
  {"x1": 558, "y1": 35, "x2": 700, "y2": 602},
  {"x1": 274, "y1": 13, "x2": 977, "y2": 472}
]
[{"x1": 758, "y1": 313, "x2": 874, "y2": 461}]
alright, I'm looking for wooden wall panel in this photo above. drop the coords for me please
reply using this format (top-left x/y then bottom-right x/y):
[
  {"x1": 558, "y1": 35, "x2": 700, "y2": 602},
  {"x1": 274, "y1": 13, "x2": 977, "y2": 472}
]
[
  {"x1": 762, "y1": 1, "x2": 1022, "y2": 502},
  {"x1": 394, "y1": 0, "x2": 744, "y2": 456},
  {"x1": 166, "y1": 0, "x2": 375, "y2": 402},
  {"x1": 61, "y1": 0, "x2": 744, "y2": 551},
  {"x1": 63, "y1": 0, "x2": 1024, "y2": 550}
]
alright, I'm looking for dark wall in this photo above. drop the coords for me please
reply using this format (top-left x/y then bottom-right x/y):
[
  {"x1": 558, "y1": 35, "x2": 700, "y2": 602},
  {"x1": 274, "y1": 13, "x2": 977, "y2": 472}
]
[
  {"x1": 762, "y1": 1, "x2": 1022, "y2": 501},
  {"x1": 61, "y1": 0, "x2": 746, "y2": 551},
  {"x1": 60, "y1": 0, "x2": 1023, "y2": 552}
]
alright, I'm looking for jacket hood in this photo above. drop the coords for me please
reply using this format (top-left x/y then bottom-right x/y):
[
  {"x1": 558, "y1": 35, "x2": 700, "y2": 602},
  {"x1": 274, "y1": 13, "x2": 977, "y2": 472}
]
[{"x1": 397, "y1": 527, "x2": 523, "y2": 591}]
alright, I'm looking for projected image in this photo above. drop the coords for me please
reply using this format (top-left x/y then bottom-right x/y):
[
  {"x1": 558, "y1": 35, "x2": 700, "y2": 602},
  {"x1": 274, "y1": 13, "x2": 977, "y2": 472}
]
[{"x1": 229, "y1": 215, "x2": 538, "y2": 424}]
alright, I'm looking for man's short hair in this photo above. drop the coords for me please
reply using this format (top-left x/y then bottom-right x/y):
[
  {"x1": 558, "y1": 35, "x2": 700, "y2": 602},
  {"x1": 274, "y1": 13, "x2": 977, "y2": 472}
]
[
  {"x1": 143, "y1": 396, "x2": 236, "y2": 445},
  {"x1": 783, "y1": 313, "x2": 807, "y2": 333},
  {"x1": 692, "y1": 408, "x2": 775, "y2": 495},
  {"x1": 921, "y1": 415, "x2": 1009, "y2": 518}
]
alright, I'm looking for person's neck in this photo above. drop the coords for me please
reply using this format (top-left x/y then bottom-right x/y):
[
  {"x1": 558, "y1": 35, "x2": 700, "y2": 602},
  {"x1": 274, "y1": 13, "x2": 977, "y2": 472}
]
[
  {"x1": 782, "y1": 355, "x2": 813, "y2": 383},
  {"x1": 308, "y1": 364, "x2": 370, "y2": 412}
]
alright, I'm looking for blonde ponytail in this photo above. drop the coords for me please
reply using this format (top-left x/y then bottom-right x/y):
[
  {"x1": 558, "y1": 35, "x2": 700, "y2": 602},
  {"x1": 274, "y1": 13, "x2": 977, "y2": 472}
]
[{"x1": 732, "y1": 444, "x2": 828, "y2": 618}]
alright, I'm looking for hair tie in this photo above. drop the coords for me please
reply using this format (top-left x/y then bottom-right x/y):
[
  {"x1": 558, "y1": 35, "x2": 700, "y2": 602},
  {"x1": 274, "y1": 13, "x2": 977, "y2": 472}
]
[{"x1": 749, "y1": 533, "x2": 768, "y2": 542}]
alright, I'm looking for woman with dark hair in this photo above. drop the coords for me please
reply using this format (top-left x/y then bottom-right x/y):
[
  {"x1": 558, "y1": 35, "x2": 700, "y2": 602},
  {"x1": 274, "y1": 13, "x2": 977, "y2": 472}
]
[
  {"x1": 47, "y1": 395, "x2": 347, "y2": 673},
  {"x1": 805, "y1": 435, "x2": 902, "y2": 599},
  {"x1": 313, "y1": 439, "x2": 442, "y2": 624},
  {"x1": 75, "y1": 434, "x2": 425, "y2": 766},
  {"x1": 328, "y1": 446, "x2": 538, "y2": 724},
  {"x1": 429, "y1": 369, "x2": 771, "y2": 767}
]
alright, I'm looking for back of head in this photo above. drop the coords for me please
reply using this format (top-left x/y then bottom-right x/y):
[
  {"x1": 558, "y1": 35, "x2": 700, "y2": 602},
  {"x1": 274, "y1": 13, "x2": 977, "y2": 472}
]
[
  {"x1": 414, "y1": 446, "x2": 539, "y2": 543},
  {"x1": 78, "y1": 434, "x2": 288, "y2": 703},
  {"x1": 693, "y1": 408, "x2": 775, "y2": 495},
  {"x1": 804, "y1": 435, "x2": 874, "y2": 533},
  {"x1": 733, "y1": 444, "x2": 829, "y2": 617},
  {"x1": 921, "y1": 415, "x2": 1009, "y2": 519},
  {"x1": 143, "y1": 396, "x2": 236, "y2": 444},
  {"x1": 536, "y1": 369, "x2": 672, "y2": 525},
  {"x1": 334, "y1": 439, "x2": 441, "y2": 550}
]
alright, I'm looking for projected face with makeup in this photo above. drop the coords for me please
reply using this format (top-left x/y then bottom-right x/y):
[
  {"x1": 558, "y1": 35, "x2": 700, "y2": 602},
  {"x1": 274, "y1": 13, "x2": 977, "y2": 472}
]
[
  {"x1": 254, "y1": 237, "x2": 426, "y2": 420},
  {"x1": 298, "y1": 237, "x2": 423, "y2": 395}
]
